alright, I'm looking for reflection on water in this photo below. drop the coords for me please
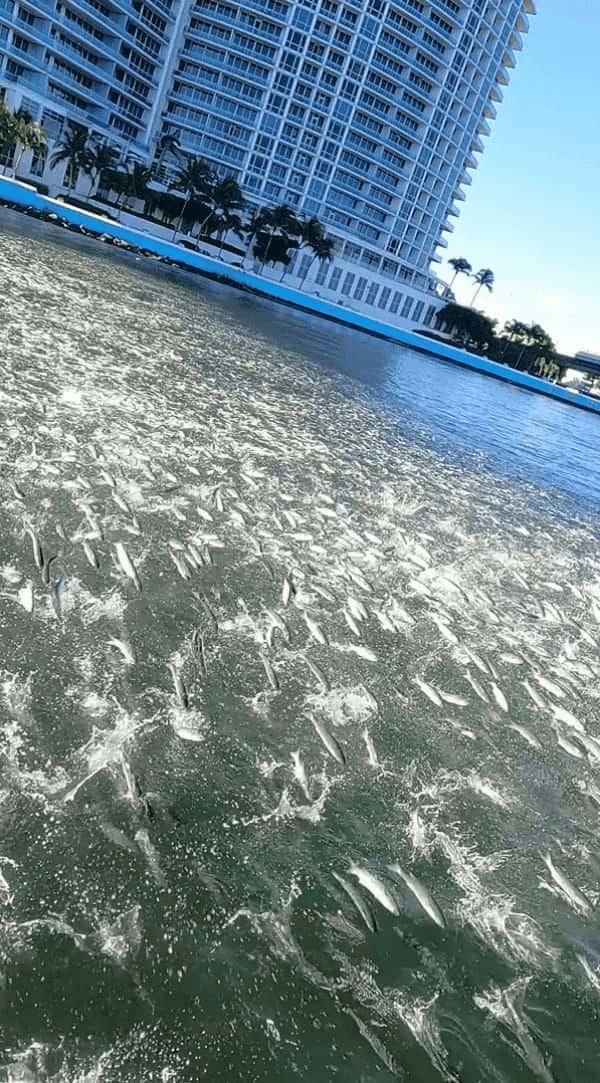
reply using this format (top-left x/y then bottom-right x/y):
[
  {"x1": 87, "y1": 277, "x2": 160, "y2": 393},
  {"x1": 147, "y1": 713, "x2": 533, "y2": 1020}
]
[{"x1": 1, "y1": 209, "x2": 600, "y2": 1083}]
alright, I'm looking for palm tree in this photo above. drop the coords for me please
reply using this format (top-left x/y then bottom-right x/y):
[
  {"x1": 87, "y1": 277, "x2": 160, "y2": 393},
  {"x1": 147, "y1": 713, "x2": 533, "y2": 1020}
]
[
  {"x1": 243, "y1": 207, "x2": 273, "y2": 268},
  {"x1": 11, "y1": 110, "x2": 47, "y2": 175},
  {"x1": 211, "y1": 175, "x2": 244, "y2": 222},
  {"x1": 447, "y1": 257, "x2": 472, "y2": 290},
  {"x1": 86, "y1": 142, "x2": 119, "y2": 197},
  {"x1": 153, "y1": 128, "x2": 181, "y2": 180},
  {"x1": 49, "y1": 123, "x2": 91, "y2": 189},
  {"x1": 216, "y1": 210, "x2": 245, "y2": 253},
  {"x1": 300, "y1": 231, "x2": 335, "y2": 285},
  {"x1": 170, "y1": 155, "x2": 213, "y2": 238},
  {"x1": 470, "y1": 268, "x2": 494, "y2": 306},
  {"x1": 259, "y1": 203, "x2": 301, "y2": 266}
]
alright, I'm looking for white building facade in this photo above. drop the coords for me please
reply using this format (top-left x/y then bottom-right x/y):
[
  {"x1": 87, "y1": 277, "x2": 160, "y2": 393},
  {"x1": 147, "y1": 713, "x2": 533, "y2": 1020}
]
[{"x1": 0, "y1": 0, "x2": 535, "y2": 328}]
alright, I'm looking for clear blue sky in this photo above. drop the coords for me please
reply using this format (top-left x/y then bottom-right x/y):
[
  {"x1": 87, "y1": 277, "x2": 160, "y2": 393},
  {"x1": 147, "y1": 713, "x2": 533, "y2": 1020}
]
[{"x1": 443, "y1": 0, "x2": 600, "y2": 356}]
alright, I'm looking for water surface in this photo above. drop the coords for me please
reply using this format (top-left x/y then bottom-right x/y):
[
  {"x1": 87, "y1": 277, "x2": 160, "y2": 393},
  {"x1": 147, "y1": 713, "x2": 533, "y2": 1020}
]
[{"x1": 1, "y1": 211, "x2": 600, "y2": 1082}]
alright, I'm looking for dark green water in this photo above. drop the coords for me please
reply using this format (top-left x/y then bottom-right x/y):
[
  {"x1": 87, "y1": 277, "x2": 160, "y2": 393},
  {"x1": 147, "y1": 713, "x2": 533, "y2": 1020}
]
[{"x1": 1, "y1": 211, "x2": 600, "y2": 1082}]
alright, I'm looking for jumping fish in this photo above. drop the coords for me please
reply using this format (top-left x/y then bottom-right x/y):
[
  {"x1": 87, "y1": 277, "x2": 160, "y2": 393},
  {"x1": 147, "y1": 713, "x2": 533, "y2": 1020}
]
[
  {"x1": 438, "y1": 691, "x2": 469, "y2": 707},
  {"x1": 465, "y1": 670, "x2": 489, "y2": 703},
  {"x1": 120, "y1": 752, "x2": 142, "y2": 805},
  {"x1": 304, "y1": 612, "x2": 328, "y2": 646},
  {"x1": 332, "y1": 871, "x2": 377, "y2": 933},
  {"x1": 413, "y1": 677, "x2": 442, "y2": 708},
  {"x1": 543, "y1": 853, "x2": 591, "y2": 915},
  {"x1": 170, "y1": 550, "x2": 192, "y2": 581},
  {"x1": 191, "y1": 629, "x2": 207, "y2": 676},
  {"x1": 555, "y1": 731, "x2": 584, "y2": 760},
  {"x1": 362, "y1": 727, "x2": 378, "y2": 766},
  {"x1": 261, "y1": 654, "x2": 280, "y2": 692},
  {"x1": 490, "y1": 682, "x2": 508, "y2": 713},
  {"x1": 114, "y1": 541, "x2": 142, "y2": 592},
  {"x1": 387, "y1": 864, "x2": 446, "y2": 928},
  {"x1": 282, "y1": 575, "x2": 294, "y2": 607},
  {"x1": 169, "y1": 664, "x2": 189, "y2": 709},
  {"x1": 343, "y1": 607, "x2": 362, "y2": 638},
  {"x1": 522, "y1": 679, "x2": 547, "y2": 712},
  {"x1": 83, "y1": 540, "x2": 99, "y2": 569},
  {"x1": 509, "y1": 724, "x2": 541, "y2": 750},
  {"x1": 311, "y1": 716, "x2": 345, "y2": 765},
  {"x1": 108, "y1": 638, "x2": 135, "y2": 665},
  {"x1": 291, "y1": 750, "x2": 311, "y2": 801},
  {"x1": 348, "y1": 865, "x2": 398, "y2": 915},
  {"x1": 25, "y1": 525, "x2": 43, "y2": 571},
  {"x1": 303, "y1": 655, "x2": 330, "y2": 692},
  {"x1": 552, "y1": 705, "x2": 584, "y2": 733}
]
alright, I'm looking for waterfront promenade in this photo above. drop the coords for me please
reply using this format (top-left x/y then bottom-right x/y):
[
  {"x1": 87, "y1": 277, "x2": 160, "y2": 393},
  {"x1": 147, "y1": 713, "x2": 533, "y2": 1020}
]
[{"x1": 2, "y1": 175, "x2": 598, "y2": 418}]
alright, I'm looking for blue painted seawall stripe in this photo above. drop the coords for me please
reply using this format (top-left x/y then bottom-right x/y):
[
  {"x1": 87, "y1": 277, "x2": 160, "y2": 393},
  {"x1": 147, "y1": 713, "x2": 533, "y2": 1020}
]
[{"x1": 2, "y1": 176, "x2": 598, "y2": 417}]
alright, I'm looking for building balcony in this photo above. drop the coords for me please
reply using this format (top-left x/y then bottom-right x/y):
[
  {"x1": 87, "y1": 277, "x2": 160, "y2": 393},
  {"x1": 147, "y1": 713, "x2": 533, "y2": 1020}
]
[
  {"x1": 477, "y1": 118, "x2": 490, "y2": 136},
  {"x1": 483, "y1": 101, "x2": 496, "y2": 120},
  {"x1": 516, "y1": 12, "x2": 529, "y2": 33},
  {"x1": 503, "y1": 47, "x2": 516, "y2": 68},
  {"x1": 523, "y1": 0, "x2": 536, "y2": 13},
  {"x1": 490, "y1": 84, "x2": 503, "y2": 102}
]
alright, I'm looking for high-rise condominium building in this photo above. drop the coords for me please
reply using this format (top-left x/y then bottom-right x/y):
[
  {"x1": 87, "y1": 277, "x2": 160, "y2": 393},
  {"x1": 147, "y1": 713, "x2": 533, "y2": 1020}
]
[{"x1": 0, "y1": 0, "x2": 535, "y2": 327}]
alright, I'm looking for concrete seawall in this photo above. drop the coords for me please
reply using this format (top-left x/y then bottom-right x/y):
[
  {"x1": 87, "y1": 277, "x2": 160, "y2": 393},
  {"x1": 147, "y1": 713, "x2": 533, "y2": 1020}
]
[{"x1": 2, "y1": 176, "x2": 598, "y2": 418}]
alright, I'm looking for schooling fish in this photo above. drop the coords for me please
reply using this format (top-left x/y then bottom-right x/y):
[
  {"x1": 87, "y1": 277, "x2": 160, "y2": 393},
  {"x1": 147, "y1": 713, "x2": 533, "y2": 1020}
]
[
  {"x1": 348, "y1": 865, "x2": 398, "y2": 915},
  {"x1": 438, "y1": 691, "x2": 469, "y2": 707},
  {"x1": 490, "y1": 682, "x2": 508, "y2": 713},
  {"x1": 362, "y1": 727, "x2": 378, "y2": 767},
  {"x1": 387, "y1": 864, "x2": 446, "y2": 928},
  {"x1": 114, "y1": 541, "x2": 142, "y2": 592},
  {"x1": 261, "y1": 654, "x2": 280, "y2": 692},
  {"x1": 543, "y1": 853, "x2": 592, "y2": 915},
  {"x1": 282, "y1": 575, "x2": 294, "y2": 607},
  {"x1": 41, "y1": 553, "x2": 58, "y2": 586},
  {"x1": 552, "y1": 704, "x2": 584, "y2": 733},
  {"x1": 291, "y1": 750, "x2": 311, "y2": 801},
  {"x1": 10, "y1": 480, "x2": 25, "y2": 500},
  {"x1": 332, "y1": 871, "x2": 377, "y2": 933},
  {"x1": 465, "y1": 670, "x2": 489, "y2": 703},
  {"x1": 311, "y1": 716, "x2": 345, "y2": 765},
  {"x1": 347, "y1": 596, "x2": 368, "y2": 622},
  {"x1": 413, "y1": 677, "x2": 442, "y2": 708},
  {"x1": 304, "y1": 612, "x2": 328, "y2": 646},
  {"x1": 521, "y1": 679, "x2": 547, "y2": 712},
  {"x1": 191, "y1": 629, "x2": 207, "y2": 676},
  {"x1": 169, "y1": 663, "x2": 189, "y2": 709},
  {"x1": 343, "y1": 607, "x2": 362, "y2": 638},
  {"x1": 25, "y1": 525, "x2": 44, "y2": 571},
  {"x1": 108, "y1": 638, "x2": 136, "y2": 665},
  {"x1": 17, "y1": 580, "x2": 34, "y2": 614},
  {"x1": 83, "y1": 540, "x2": 99, "y2": 569},
  {"x1": 170, "y1": 550, "x2": 192, "y2": 581},
  {"x1": 431, "y1": 615, "x2": 459, "y2": 646},
  {"x1": 303, "y1": 655, "x2": 330, "y2": 692},
  {"x1": 509, "y1": 724, "x2": 541, "y2": 751}
]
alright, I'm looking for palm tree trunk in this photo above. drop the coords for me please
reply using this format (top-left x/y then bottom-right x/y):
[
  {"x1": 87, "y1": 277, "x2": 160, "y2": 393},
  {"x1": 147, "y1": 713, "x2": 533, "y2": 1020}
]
[
  {"x1": 470, "y1": 284, "x2": 482, "y2": 306},
  {"x1": 449, "y1": 270, "x2": 459, "y2": 288},
  {"x1": 172, "y1": 192, "x2": 191, "y2": 241}
]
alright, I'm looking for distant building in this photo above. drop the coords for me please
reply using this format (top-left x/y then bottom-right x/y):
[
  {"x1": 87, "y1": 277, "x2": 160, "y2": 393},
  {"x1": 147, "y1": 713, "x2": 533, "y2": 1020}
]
[{"x1": 1, "y1": 0, "x2": 535, "y2": 328}]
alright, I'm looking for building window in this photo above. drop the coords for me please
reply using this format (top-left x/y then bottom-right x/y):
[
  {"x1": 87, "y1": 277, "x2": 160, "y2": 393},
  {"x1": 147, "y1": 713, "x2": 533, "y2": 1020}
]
[
  {"x1": 389, "y1": 290, "x2": 404, "y2": 314},
  {"x1": 377, "y1": 286, "x2": 391, "y2": 309},
  {"x1": 401, "y1": 296, "x2": 414, "y2": 318},
  {"x1": 315, "y1": 259, "x2": 330, "y2": 285},
  {"x1": 354, "y1": 276, "x2": 367, "y2": 300},
  {"x1": 412, "y1": 300, "x2": 425, "y2": 321},
  {"x1": 341, "y1": 272, "x2": 355, "y2": 296},
  {"x1": 328, "y1": 266, "x2": 342, "y2": 290},
  {"x1": 298, "y1": 254, "x2": 312, "y2": 280},
  {"x1": 425, "y1": 304, "x2": 437, "y2": 326},
  {"x1": 366, "y1": 282, "x2": 379, "y2": 306}
]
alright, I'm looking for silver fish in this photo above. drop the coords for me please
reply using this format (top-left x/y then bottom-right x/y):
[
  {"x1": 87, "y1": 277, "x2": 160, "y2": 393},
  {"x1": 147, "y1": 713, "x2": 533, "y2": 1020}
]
[
  {"x1": 438, "y1": 691, "x2": 469, "y2": 707},
  {"x1": 291, "y1": 750, "x2": 310, "y2": 801},
  {"x1": 465, "y1": 670, "x2": 489, "y2": 703},
  {"x1": 41, "y1": 553, "x2": 58, "y2": 586},
  {"x1": 347, "y1": 596, "x2": 368, "y2": 622},
  {"x1": 261, "y1": 654, "x2": 280, "y2": 691},
  {"x1": 83, "y1": 540, "x2": 99, "y2": 569},
  {"x1": 114, "y1": 541, "x2": 142, "y2": 592},
  {"x1": 108, "y1": 638, "x2": 135, "y2": 665},
  {"x1": 17, "y1": 580, "x2": 34, "y2": 614},
  {"x1": 304, "y1": 612, "x2": 328, "y2": 646},
  {"x1": 387, "y1": 863, "x2": 446, "y2": 928},
  {"x1": 509, "y1": 724, "x2": 541, "y2": 750},
  {"x1": 26, "y1": 525, "x2": 44, "y2": 570},
  {"x1": 522, "y1": 679, "x2": 547, "y2": 711},
  {"x1": 332, "y1": 871, "x2": 377, "y2": 933},
  {"x1": 170, "y1": 550, "x2": 192, "y2": 581},
  {"x1": 169, "y1": 663, "x2": 189, "y2": 708},
  {"x1": 490, "y1": 681, "x2": 508, "y2": 713},
  {"x1": 348, "y1": 865, "x2": 398, "y2": 915},
  {"x1": 303, "y1": 655, "x2": 330, "y2": 692},
  {"x1": 282, "y1": 575, "x2": 294, "y2": 607},
  {"x1": 135, "y1": 828, "x2": 166, "y2": 887},
  {"x1": 362, "y1": 727, "x2": 378, "y2": 766},
  {"x1": 343, "y1": 607, "x2": 362, "y2": 638},
  {"x1": 543, "y1": 853, "x2": 591, "y2": 915},
  {"x1": 312, "y1": 716, "x2": 345, "y2": 765},
  {"x1": 191, "y1": 629, "x2": 207, "y2": 676},
  {"x1": 413, "y1": 677, "x2": 442, "y2": 707}
]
